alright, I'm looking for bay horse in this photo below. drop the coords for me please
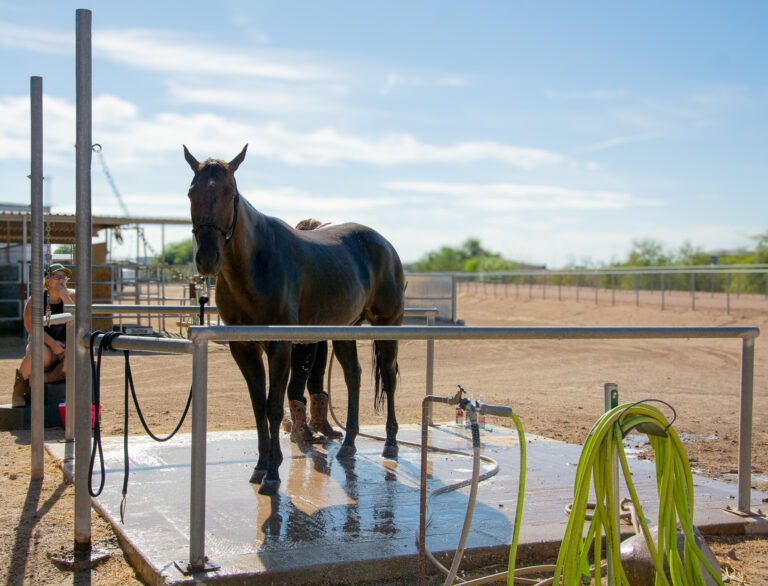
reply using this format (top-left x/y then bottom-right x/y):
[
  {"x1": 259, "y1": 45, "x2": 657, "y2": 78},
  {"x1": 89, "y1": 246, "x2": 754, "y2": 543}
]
[{"x1": 184, "y1": 145, "x2": 404, "y2": 495}]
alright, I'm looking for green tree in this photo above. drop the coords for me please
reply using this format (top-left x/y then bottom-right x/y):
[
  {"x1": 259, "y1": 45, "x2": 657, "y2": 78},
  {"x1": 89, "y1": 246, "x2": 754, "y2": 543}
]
[
  {"x1": 163, "y1": 239, "x2": 194, "y2": 265},
  {"x1": 412, "y1": 237, "x2": 519, "y2": 272},
  {"x1": 54, "y1": 244, "x2": 73, "y2": 254},
  {"x1": 626, "y1": 238, "x2": 670, "y2": 266}
]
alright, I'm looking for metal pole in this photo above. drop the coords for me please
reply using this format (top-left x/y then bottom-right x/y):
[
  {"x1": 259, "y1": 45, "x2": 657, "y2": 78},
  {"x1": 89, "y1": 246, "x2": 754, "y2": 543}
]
[
  {"x1": 558, "y1": 274, "x2": 562, "y2": 301},
  {"x1": 594, "y1": 270, "x2": 598, "y2": 305},
  {"x1": 30, "y1": 76, "x2": 45, "y2": 480},
  {"x1": 690, "y1": 272, "x2": 695, "y2": 311},
  {"x1": 425, "y1": 314, "x2": 435, "y2": 426},
  {"x1": 727, "y1": 273, "x2": 731, "y2": 314},
  {"x1": 576, "y1": 275, "x2": 580, "y2": 302},
  {"x1": 738, "y1": 336, "x2": 755, "y2": 512},
  {"x1": 528, "y1": 275, "x2": 532, "y2": 300},
  {"x1": 188, "y1": 337, "x2": 209, "y2": 570},
  {"x1": 604, "y1": 383, "x2": 619, "y2": 582},
  {"x1": 635, "y1": 273, "x2": 639, "y2": 307},
  {"x1": 661, "y1": 273, "x2": 665, "y2": 310},
  {"x1": 161, "y1": 224, "x2": 166, "y2": 331},
  {"x1": 611, "y1": 273, "x2": 615, "y2": 305},
  {"x1": 65, "y1": 319, "x2": 76, "y2": 441},
  {"x1": 74, "y1": 7, "x2": 93, "y2": 554}
]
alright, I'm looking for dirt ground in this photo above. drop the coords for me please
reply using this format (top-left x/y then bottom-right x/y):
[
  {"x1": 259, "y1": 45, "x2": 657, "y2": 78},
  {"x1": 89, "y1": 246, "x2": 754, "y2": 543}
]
[{"x1": 2, "y1": 291, "x2": 768, "y2": 584}]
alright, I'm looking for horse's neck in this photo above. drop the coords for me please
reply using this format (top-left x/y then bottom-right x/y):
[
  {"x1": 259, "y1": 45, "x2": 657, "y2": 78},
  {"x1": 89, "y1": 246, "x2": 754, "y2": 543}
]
[{"x1": 218, "y1": 200, "x2": 272, "y2": 291}]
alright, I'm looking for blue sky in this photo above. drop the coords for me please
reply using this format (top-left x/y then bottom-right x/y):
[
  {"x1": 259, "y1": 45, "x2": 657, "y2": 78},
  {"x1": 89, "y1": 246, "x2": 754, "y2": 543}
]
[{"x1": 1, "y1": 1, "x2": 766, "y2": 267}]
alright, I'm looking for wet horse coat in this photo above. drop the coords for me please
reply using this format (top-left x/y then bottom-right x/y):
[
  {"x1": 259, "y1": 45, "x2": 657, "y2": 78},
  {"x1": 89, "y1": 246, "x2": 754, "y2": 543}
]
[{"x1": 184, "y1": 145, "x2": 404, "y2": 494}]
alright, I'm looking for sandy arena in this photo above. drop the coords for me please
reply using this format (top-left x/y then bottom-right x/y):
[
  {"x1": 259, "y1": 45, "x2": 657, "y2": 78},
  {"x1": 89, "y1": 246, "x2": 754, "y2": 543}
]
[{"x1": 1, "y1": 290, "x2": 767, "y2": 583}]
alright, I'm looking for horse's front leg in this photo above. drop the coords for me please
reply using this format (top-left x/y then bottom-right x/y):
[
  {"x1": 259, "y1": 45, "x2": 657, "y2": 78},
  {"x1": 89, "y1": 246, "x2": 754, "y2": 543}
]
[
  {"x1": 332, "y1": 340, "x2": 360, "y2": 459},
  {"x1": 229, "y1": 341, "x2": 269, "y2": 484},
  {"x1": 260, "y1": 340, "x2": 291, "y2": 495}
]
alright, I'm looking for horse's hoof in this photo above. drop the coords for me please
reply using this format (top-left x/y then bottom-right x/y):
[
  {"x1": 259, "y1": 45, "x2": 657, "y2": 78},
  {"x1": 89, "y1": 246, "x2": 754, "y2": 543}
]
[
  {"x1": 250, "y1": 468, "x2": 267, "y2": 484},
  {"x1": 336, "y1": 444, "x2": 357, "y2": 460},
  {"x1": 258, "y1": 479, "x2": 281, "y2": 496},
  {"x1": 382, "y1": 443, "x2": 399, "y2": 459}
]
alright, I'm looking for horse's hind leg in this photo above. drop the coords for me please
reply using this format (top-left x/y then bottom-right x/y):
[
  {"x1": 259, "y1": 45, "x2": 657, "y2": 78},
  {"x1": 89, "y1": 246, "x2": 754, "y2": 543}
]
[
  {"x1": 374, "y1": 339, "x2": 399, "y2": 459},
  {"x1": 332, "y1": 340, "x2": 361, "y2": 459},
  {"x1": 229, "y1": 341, "x2": 269, "y2": 484}
]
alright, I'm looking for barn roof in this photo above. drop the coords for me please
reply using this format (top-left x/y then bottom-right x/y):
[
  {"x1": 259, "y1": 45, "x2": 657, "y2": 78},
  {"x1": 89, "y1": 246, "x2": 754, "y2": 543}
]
[{"x1": 0, "y1": 211, "x2": 191, "y2": 244}]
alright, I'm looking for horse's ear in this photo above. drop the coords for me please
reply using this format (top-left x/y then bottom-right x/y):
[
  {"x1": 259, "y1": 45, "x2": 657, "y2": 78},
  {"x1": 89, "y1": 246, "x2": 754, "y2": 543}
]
[
  {"x1": 183, "y1": 145, "x2": 200, "y2": 172},
  {"x1": 228, "y1": 144, "x2": 248, "y2": 172}
]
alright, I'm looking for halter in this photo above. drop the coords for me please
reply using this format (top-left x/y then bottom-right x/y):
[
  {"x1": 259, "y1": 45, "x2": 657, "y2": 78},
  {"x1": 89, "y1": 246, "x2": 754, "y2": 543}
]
[{"x1": 192, "y1": 192, "x2": 240, "y2": 245}]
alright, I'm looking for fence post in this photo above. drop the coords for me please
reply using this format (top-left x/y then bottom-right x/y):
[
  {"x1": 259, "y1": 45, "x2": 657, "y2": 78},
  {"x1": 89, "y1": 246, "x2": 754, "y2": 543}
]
[
  {"x1": 188, "y1": 337, "x2": 209, "y2": 570},
  {"x1": 611, "y1": 273, "x2": 615, "y2": 305},
  {"x1": 661, "y1": 273, "x2": 665, "y2": 311},
  {"x1": 594, "y1": 270, "x2": 598, "y2": 305},
  {"x1": 528, "y1": 275, "x2": 533, "y2": 300},
  {"x1": 635, "y1": 273, "x2": 639, "y2": 307},
  {"x1": 425, "y1": 313, "x2": 435, "y2": 425},
  {"x1": 30, "y1": 75, "x2": 45, "y2": 480},
  {"x1": 74, "y1": 8, "x2": 93, "y2": 555},
  {"x1": 727, "y1": 273, "x2": 731, "y2": 314},
  {"x1": 690, "y1": 272, "x2": 695, "y2": 311},
  {"x1": 738, "y1": 336, "x2": 755, "y2": 513},
  {"x1": 576, "y1": 275, "x2": 580, "y2": 303}
]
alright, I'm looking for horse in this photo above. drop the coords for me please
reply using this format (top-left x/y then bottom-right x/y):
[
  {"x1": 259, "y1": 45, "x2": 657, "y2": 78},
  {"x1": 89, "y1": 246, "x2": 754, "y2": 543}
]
[{"x1": 184, "y1": 145, "x2": 405, "y2": 495}]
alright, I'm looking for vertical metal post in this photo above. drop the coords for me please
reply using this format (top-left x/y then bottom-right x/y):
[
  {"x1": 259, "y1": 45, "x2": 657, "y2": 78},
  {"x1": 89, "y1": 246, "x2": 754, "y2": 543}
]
[
  {"x1": 604, "y1": 383, "x2": 619, "y2": 582},
  {"x1": 634, "y1": 273, "x2": 639, "y2": 307},
  {"x1": 451, "y1": 275, "x2": 456, "y2": 323},
  {"x1": 737, "y1": 336, "x2": 755, "y2": 513},
  {"x1": 576, "y1": 275, "x2": 580, "y2": 303},
  {"x1": 528, "y1": 275, "x2": 532, "y2": 300},
  {"x1": 558, "y1": 274, "x2": 562, "y2": 301},
  {"x1": 515, "y1": 276, "x2": 519, "y2": 298},
  {"x1": 661, "y1": 273, "x2": 665, "y2": 310},
  {"x1": 690, "y1": 272, "x2": 695, "y2": 311},
  {"x1": 74, "y1": 7, "x2": 93, "y2": 553},
  {"x1": 189, "y1": 337, "x2": 209, "y2": 569},
  {"x1": 425, "y1": 314, "x2": 435, "y2": 426},
  {"x1": 611, "y1": 273, "x2": 615, "y2": 305},
  {"x1": 726, "y1": 273, "x2": 731, "y2": 314},
  {"x1": 65, "y1": 319, "x2": 76, "y2": 441},
  {"x1": 161, "y1": 224, "x2": 166, "y2": 331},
  {"x1": 593, "y1": 270, "x2": 598, "y2": 304},
  {"x1": 30, "y1": 76, "x2": 44, "y2": 480},
  {"x1": 764, "y1": 270, "x2": 768, "y2": 300},
  {"x1": 737, "y1": 273, "x2": 741, "y2": 298}
]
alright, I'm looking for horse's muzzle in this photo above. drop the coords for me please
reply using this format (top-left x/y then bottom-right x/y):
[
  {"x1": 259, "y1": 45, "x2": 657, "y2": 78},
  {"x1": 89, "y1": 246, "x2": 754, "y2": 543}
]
[{"x1": 195, "y1": 247, "x2": 222, "y2": 276}]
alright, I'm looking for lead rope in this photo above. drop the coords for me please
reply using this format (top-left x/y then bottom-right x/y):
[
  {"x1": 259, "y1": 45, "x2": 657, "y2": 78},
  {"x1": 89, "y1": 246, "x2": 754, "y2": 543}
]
[
  {"x1": 198, "y1": 278, "x2": 209, "y2": 325},
  {"x1": 88, "y1": 331, "x2": 194, "y2": 523}
]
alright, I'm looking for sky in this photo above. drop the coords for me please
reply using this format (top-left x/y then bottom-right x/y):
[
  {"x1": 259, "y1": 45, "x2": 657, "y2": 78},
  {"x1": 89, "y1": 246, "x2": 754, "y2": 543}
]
[{"x1": 1, "y1": 1, "x2": 766, "y2": 268}]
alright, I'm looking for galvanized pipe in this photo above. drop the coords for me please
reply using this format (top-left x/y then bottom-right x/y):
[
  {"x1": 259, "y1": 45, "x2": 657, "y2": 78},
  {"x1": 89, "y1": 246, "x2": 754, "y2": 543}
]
[
  {"x1": 425, "y1": 313, "x2": 435, "y2": 425},
  {"x1": 84, "y1": 331, "x2": 193, "y2": 354},
  {"x1": 189, "y1": 324, "x2": 759, "y2": 343},
  {"x1": 30, "y1": 75, "x2": 44, "y2": 480},
  {"x1": 188, "y1": 338, "x2": 208, "y2": 570},
  {"x1": 74, "y1": 7, "x2": 93, "y2": 553},
  {"x1": 738, "y1": 336, "x2": 755, "y2": 512}
]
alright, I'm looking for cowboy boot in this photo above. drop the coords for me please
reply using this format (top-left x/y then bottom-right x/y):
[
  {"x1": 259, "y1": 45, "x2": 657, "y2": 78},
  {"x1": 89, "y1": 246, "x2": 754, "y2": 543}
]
[
  {"x1": 289, "y1": 400, "x2": 323, "y2": 443},
  {"x1": 44, "y1": 360, "x2": 66, "y2": 383},
  {"x1": 12, "y1": 369, "x2": 29, "y2": 408},
  {"x1": 309, "y1": 393, "x2": 343, "y2": 439}
]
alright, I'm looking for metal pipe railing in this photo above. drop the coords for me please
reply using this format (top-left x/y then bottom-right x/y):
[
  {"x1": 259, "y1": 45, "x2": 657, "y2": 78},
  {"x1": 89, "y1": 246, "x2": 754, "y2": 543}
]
[{"x1": 77, "y1": 320, "x2": 757, "y2": 569}]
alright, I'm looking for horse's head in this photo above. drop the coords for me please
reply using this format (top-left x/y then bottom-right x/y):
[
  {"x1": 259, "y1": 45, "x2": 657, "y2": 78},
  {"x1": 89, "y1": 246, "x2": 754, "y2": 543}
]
[{"x1": 184, "y1": 144, "x2": 247, "y2": 276}]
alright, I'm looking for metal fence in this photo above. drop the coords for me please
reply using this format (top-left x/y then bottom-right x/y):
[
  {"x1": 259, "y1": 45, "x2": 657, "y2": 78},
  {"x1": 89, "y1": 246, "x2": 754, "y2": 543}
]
[{"x1": 425, "y1": 265, "x2": 768, "y2": 313}]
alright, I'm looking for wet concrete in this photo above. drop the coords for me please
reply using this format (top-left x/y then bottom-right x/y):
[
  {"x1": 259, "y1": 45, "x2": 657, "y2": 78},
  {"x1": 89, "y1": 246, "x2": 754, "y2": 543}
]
[{"x1": 46, "y1": 424, "x2": 768, "y2": 585}]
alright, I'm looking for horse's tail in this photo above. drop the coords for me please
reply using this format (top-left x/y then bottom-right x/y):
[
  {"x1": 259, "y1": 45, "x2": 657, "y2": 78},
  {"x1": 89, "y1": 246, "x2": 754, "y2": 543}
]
[{"x1": 372, "y1": 340, "x2": 398, "y2": 414}]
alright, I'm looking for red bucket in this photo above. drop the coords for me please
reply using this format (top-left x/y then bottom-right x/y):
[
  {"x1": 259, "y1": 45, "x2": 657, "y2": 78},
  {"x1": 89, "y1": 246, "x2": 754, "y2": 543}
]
[{"x1": 58, "y1": 402, "x2": 101, "y2": 429}]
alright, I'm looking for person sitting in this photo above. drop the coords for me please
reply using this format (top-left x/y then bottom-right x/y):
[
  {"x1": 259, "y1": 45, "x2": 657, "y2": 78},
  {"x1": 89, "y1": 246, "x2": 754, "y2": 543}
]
[{"x1": 11, "y1": 264, "x2": 76, "y2": 408}]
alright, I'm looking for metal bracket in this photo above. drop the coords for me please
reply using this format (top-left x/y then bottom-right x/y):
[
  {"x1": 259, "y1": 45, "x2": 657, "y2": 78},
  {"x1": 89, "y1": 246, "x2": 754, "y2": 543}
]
[{"x1": 174, "y1": 558, "x2": 220, "y2": 576}]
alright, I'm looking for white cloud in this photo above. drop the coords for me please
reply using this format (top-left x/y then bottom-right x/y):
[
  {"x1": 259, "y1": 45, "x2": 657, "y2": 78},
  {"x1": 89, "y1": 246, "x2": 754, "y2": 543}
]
[
  {"x1": 164, "y1": 81, "x2": 342, "y2": 115},
  {"x1": 380, "y1": 72, "x2": 468, "y2": 95},
  {"x1": 385, "y1": 181, "x2": 663, "y2": 210},
  {"x1": 579, "y1": 132, "x2": 661, "y2": 153},
  {"x1": 545, "y1": 89, "x2": 628, "y2": 101},
  {"x1": 0, "y1": 22, "x2": 72, "y2": 55},
  {"x1": 95, "y1": 28, "x2": 330, "y2": 81},
  {"x1": 0, "y1": 22, "x2": 329, "y2": 81}
]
